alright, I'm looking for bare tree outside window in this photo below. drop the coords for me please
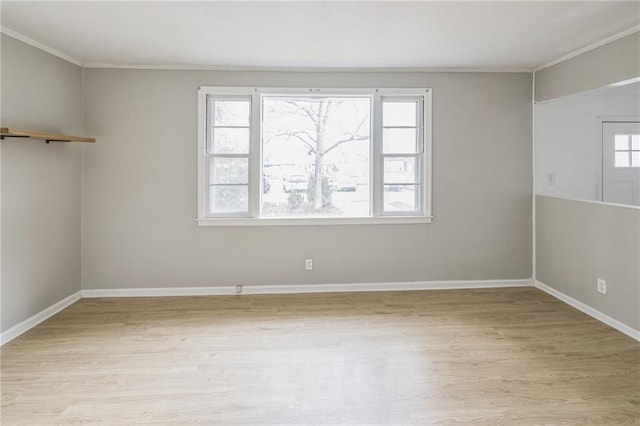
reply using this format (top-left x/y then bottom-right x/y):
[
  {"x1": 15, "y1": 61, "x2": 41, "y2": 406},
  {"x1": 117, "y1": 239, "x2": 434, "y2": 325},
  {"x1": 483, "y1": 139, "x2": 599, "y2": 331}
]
[{"x1": 262, "y1": 96, "x2": 371, "y2": 217}]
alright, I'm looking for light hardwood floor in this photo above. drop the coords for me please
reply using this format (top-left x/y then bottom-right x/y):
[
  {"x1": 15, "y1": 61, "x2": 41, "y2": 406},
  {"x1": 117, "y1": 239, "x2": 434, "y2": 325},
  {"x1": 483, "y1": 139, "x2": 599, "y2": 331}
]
[{"x1": 1, "y1": 288, "x2": 638, "y2": 425}]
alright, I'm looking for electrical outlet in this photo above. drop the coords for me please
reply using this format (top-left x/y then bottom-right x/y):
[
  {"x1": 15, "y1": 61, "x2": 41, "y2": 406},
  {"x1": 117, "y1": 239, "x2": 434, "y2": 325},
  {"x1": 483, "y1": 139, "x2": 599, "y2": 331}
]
[
  {"x1": 235, "y1": 285, "x2": 243, "y2": 294},
  {"x1": 305, "y1": 259, "x2": 313, "y2": 271},
  {"x1": 547, "y1": 173, "x2": 556, "y2": 186},
  {"x1": 597, "y1": 279, "x2": 606, "y2": 295}
]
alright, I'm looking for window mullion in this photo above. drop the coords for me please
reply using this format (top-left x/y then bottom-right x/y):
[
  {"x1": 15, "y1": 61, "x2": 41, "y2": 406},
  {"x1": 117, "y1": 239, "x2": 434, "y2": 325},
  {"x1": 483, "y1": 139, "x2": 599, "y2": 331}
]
[
  {"x1": 198, "y1": 91, "x2": 209, "y2": 220},
  {"x1": 416, "y1": 96, "x2": 425, "y2": 215},
  {"x1": 204, "y1": 95, "x2": 213, "y2": 217},
  {"x1": 372, "y1": 93, "x2": 382, "y2": 217},
  {"x1": 249, "y1": 91, "x2": 261, "y2": 218},
  {"x1": 423, "y1": 90, "x2": 432, "y2": 217}
]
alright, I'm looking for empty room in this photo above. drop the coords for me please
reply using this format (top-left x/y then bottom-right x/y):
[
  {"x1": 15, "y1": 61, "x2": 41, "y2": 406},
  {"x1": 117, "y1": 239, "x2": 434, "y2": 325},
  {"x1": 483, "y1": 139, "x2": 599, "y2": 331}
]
[{"x1": 1, "y1": 1, "x2": 639, "y2": 424}]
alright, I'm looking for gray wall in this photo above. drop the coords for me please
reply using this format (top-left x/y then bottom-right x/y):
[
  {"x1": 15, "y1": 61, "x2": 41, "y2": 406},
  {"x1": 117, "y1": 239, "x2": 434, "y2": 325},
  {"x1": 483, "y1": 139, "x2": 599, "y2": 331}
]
[
  {"x1": 535, "y1": 32, "x2": 640, "y2": 102},
  {"x1": 534, "y1": 31, "x2": 640, "y2": 332},
  {"x1": 536, "y1": 196, "x2": 640, "y2": 330},
  {"x1": 82, "y1": 69, "x2": 533, "y2": 290},
  {"x1": 1, "y1": 34, "x2": 84, "y2": 332}
]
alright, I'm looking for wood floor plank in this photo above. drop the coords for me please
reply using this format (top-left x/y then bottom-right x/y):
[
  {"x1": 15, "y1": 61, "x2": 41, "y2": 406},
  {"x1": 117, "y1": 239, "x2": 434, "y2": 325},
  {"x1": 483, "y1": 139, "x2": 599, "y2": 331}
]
[{"x1": 1, "y1": 288, "x2": 638, "y2": 425}]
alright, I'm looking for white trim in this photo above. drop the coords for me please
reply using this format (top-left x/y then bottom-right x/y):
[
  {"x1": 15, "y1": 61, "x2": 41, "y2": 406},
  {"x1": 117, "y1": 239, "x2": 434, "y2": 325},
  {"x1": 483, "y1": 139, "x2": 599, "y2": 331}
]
[
  {"x1": 372, "y1": 93, "x2": 382, "y2": 216},
  {"x1": 0, "y1": 26, "x2": 83, "y2": 67},
  {"x1": 197, "y1": 215, "x2": 433, "y2": 226},
  {"x1": 250, "y1": 92, "x2": 262, "y2": 218},
  {"x1": 424, "y1": 90, "x2": 433, "y2": 220},
  {"x1": 199, "y1": 87, "x2": 426, "y2": 95},
  {"x1": 84, "y1": 63, "x2": 531, "y2": 73},
  {"x1": 535, "y1": 281, "x2": 640, "y2": 341},
  {"x1": 81, "y1": 279, "x2": 532, "y2": 298},
  {"x1": 0, "y1": 291, "x2": 82, "y2": 346},
  {"x1": 533, "y1": 26, "x2": 640, "y2": 72},
  {"x1": 536, "y1": 194, "x2": 640, "y2": 211},
  {"x1": 197, "y1": 88, "x2": 207, "y2": 221},
  {"x1": 82, "y1": 287, "x2": 237, "y2": 298}
]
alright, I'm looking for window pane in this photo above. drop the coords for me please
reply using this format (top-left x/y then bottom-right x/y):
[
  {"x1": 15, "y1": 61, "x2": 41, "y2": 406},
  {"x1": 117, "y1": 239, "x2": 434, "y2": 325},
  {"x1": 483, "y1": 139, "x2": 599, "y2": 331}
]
[
  {"x1": 615, "y1": 152, "x2": 630, "y2": 167},
  {"x1": 631, "y1": 134, "x2": 640, "y2": 150},
  {"x1": 383, "y1": 185, "x2": 419, "y2": 212},
  {"x1": 383, "y1": 101, "x2": 417, "y2": 127},
  {"x1": 210, "y1": 157, "x2": 248, "y2": 184},
  {"x1": 632, "y1": 151, "x2": 640, "y2": 167},
  {"x1": 261, "y1": 96, "x2": 371, "y2": 217},
  {"x1": 384, "y1": 157, "x2": 418, "y2": 184},
  {"x1": 210, "y1": 128, "x2": 250, "y2": 154},
  {"x1": 383, "y1": 128, "x2": 418, "y2": 154},
  {"x1": 212, "y1": 100, "x2": 250, "y2": 126},
  {"x1": 209, "y1": 185, "x2": 248, "y2": 213},
  {"x1": 615, "y1": 135, "x2": 629, "y2": 151}
]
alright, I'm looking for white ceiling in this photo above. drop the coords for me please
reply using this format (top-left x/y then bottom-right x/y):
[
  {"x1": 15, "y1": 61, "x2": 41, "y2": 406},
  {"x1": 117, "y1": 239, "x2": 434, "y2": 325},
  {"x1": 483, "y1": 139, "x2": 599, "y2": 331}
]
[{"x1": 1, "y1": 1, "x2": 639, "y2": 70}]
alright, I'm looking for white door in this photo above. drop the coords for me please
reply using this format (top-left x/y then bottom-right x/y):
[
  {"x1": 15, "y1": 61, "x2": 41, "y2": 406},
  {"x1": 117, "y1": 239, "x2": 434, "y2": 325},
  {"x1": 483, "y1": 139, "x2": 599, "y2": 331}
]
[{"x1": 602, "y1": 122, "x2": 640, "y2": 206}]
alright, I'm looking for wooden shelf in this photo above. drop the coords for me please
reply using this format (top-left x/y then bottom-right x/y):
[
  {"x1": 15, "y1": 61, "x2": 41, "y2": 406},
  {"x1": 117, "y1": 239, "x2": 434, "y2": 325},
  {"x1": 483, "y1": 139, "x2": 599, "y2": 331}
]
[{"x1": 0, "y1": 127, "x2": 95, "y2": 143}]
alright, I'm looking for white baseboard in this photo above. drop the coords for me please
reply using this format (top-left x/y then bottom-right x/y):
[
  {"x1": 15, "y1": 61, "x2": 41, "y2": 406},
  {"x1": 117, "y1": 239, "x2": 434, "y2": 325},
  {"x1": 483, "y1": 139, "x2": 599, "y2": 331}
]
[
  {"x1": 535, "y1": 280, "x2": 640, "y2": 342},
  {"x1": 5, "y1": 280, "x2": 636, "y2": 347},
  {"x1": 1, "y1": 280, "x2": 531, "y2": 346},
  {"x1": 0, "y1": 291, "x2": 82, "y2": 346},
  {"x1": 82, "y1": 286, "x2": 237, "y2": 298},
  {"x1": 81, "y1": 279, "x2": 533, "y2": 298}
]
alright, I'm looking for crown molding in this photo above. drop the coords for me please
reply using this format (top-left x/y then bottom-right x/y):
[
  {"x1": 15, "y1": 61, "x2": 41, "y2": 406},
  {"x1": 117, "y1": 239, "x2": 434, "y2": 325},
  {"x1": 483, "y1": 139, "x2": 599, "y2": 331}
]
[
  {"x1": 82, "y1": 62, "x2": 532, "y2": 73},
  {"x1": 534, "y1": 26, "x2": 640, "y2": 72},
  {"x1": 1, "y1": 26, "x2": 83, "y2": 67}
]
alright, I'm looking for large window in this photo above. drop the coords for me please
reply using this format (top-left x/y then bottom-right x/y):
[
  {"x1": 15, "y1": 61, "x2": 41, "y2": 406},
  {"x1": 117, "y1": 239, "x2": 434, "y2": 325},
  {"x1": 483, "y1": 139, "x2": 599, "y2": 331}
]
[{"x1": 198, "y1": 87, "x2": 431, "y2": 225}]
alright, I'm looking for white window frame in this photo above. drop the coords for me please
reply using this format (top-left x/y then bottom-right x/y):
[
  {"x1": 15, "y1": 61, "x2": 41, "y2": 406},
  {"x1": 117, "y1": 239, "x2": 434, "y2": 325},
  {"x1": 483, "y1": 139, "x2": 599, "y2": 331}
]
[
  {"x1": 205, "y1": 94, "x2": 254, "y2": 218},
  {"x1": 197, "y1": 87, "x2": 432, "y2": 226},
  {"x1": 613, "y1": 133, "x2": 640, "y2": 168}
]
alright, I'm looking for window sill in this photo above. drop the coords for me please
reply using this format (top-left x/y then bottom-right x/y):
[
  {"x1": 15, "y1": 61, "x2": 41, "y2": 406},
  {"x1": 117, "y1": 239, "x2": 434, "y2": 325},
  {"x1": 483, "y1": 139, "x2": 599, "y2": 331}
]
[{"x1": 197, "y1": 216, "x2": 433, "y2": 227}]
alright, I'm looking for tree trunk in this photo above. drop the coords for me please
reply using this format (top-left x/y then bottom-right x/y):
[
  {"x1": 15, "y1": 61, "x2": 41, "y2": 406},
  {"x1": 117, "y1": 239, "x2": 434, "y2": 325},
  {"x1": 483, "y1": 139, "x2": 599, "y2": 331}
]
[
  {"x1": 314, "y1": 132, "x2": 325, "y2": 211},
  {"x1": 312, "y1": 101, "x2": 330, "y2": 211},
  {"x1": 313, "y1": 153, "x2": 324, "y2": 210}
]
